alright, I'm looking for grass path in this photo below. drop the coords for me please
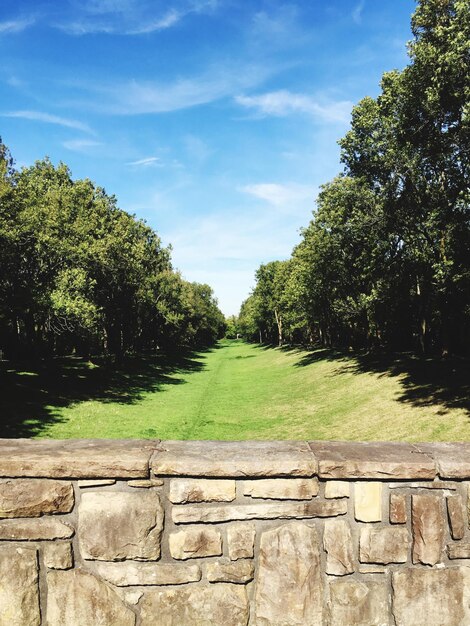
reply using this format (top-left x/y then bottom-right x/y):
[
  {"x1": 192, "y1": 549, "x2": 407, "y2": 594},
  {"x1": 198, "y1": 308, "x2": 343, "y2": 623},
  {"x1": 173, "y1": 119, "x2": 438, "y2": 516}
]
[{"x1": 30, "y1": 339, "x2": 470, "y2": 441}]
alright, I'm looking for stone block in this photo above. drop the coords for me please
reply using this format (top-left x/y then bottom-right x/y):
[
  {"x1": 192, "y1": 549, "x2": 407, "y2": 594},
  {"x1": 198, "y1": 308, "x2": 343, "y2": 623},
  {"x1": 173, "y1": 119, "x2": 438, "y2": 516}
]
[
  {"x1": 324, "y1": 481, "x2": 350, "y2": 499},
  {"x1": 329, "y1": 579, "x2": 389, "y2": 626},
  {"x1": 242, "y1": 478, "x2": 318, "y2": 500},
  {"x1": 0, "y1": 545, "x2": 40, "y2": 626},
  {"x1": 43, "y1": 542, "x2": 73, "y2": 569},
  {"x1": 360, "y1": 526, "x2": 408, "y2": 564},
  {"x1": 354, "y1": 482, "x2": 382, "y2": 522},
  {"x1": 96, "y1": 562, "x2": 202, "y2": 586},
  {"x1": 0, "y1": 517, "x2": 74, "y2": 540},
  {"x1": 390, "y1": 493, "x2": 407, "y2": 524},
  {"x1": 47, "y1": 569, "x2": 135, "y2": 625},
  {"x1": 411, "y1": 493, "x2": 444, "y2": 565},
  {"x1": 169, "y1": 527, "x2": 222, "y2": 560},
  {"x1": 0, "y1": 479, "x2": 74, "y2": 518},
  {"x1": 140, "y1": 584, "x2": 249, "y2": 626},
  {"x1": 309, "y1": 441, "x2": 436, "y2": 479},
  {"x1": 227, "y1": 522, "x2": 255, "y2": 560},
  {"x1": 128, "y1": 479, "x2": 164, "y2": 488},
  {"x1": 169, "y1": 478, "x2": 235, "y2": 503},
  {"x1": 206, "y1": 560, "x2": 254, "y2": 583},
  {"x1": 392, "y1": 567, "x2": 470, "y2": 625},
  {"x1": 78, "y1": 479, "x2": 116, "y2": 487},
  {"x1": 173, "y1": 499, "x2": 347, "y2": 524},
  {"x1": 448, "y1": 543, "x2": 470, "y2": 559},
  {"x1": 152, "y1": 440, "x2": 317, "y2": 477},
  {"x1": 255, "y1": 522, "x2": 324, "y2": 625},
  {"x1": 447, "y1": 494, "x2": 465, "y2": 540},
  {"x1": 416, "y1": 442, "x2": 470, "y2": 479},
  {"x1": 323, "y1": 519, "x2": 354, "y2": 576},
  {"x1": 78, "y1": 491, "x2": 163, "y2": 561}
]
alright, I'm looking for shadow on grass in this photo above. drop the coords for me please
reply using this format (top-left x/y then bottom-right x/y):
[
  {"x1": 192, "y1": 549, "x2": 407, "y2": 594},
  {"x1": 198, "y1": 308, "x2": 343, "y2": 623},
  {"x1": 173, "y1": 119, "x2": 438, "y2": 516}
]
[
  {"x1": 0, "y1": 348, "x2": 211, "y2": 438},
  {"x1": 293, "y1": 346, "x2": 470, "y2": 417}
]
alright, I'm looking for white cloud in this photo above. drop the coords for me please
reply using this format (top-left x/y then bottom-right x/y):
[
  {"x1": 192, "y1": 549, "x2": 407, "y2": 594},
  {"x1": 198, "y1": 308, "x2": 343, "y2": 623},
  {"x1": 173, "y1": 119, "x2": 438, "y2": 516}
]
[
  {"x1": 63, "y1": 139, "x2": 102, "y2": 152},
  {"x1": 240, "y1": 183, "x2": 315, "y2": 209},
  {"x1": 352, "y1": 0, "x2": 365, "y2": 25},
  {"x1": 235, "y1": 90, "x2": 353, "y2": 124},
  {"x1": 0, "y1": 17, "x2": 35, "y2": 34},
  {"x1": 2, "y1": 110, "x2": 94, "y2": 134},
  {"x1": 128, "y1": 156, "x2": 163, "y2": 167}
]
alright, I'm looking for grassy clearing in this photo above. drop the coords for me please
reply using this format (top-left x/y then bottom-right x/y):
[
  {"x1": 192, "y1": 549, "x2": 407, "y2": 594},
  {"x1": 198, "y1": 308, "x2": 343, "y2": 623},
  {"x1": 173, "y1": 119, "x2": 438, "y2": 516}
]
[{"x1": 1, "y1": 339, "x2": 469, "y2": 440}]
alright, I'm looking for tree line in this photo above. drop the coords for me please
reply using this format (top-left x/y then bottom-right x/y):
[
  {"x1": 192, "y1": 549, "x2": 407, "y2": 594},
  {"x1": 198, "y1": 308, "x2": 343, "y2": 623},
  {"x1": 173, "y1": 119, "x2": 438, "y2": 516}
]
[
  {"x1": 0, "y1": 146, "x2": 225, "y2": 359},
  {"x1": 238, "y1": 0, "x2": 470, "y2": 356}
]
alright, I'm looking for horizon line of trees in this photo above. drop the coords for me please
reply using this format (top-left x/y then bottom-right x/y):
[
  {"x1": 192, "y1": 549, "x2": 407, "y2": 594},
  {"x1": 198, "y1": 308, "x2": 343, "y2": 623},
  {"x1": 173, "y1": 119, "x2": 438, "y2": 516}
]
[
  {"x1": 0, "y1": 144, "x2": 225, "y2": 360},
  {"x1": 238, "y1": 0, "x2": 470, "y2": 357}
]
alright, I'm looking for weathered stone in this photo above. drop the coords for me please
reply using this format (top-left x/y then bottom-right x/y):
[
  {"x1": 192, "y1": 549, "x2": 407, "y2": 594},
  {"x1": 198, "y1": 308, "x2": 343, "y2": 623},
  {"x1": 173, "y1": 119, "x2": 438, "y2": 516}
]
[
  {"x1": 0, "y1": 517, "x2": 74, "y2": 540},
  {"x1": 43, "y1": 542, "x2": 73, "y2": 569},
  {"x1": 416, "y1": 442, "x2": 470, "y2": 479},
  {"x1": 0, "y1": 438, "x2": 158, "y2": 478},
  {"x1": 173, "y1": 499, "x2": 347, "y2": 524},
  {"x1": 117, "y1": 590, "x2": 143, "y2": 605},
  {"x1": 140, "y1": 584, "x2": 249, "y2": 626},
  {"x1": 447, "y1": 494, "x2": 465, "y2": 540},
  {"x1": 359, "y1": 564, "x2": 386, "y2": 574},
  {"x1": 206, "y1": 560, "x2": 254, "y2": 583},
  {"x1": 329, "y1": 579, "x2": 389, "y2": 626},
  {"x1": 389, "y1": 480, "x2": 456, "y2": 490},
  {"x1": 169, "y1": 478, "x2": 235, "y2": 503},
  {"x1": 392, "y1": 567, "x2": 470, "y2": 625},
  {"x1": 354, "y1": 482, "x2": 382, "y2": 522},
  {"x1": 78, "y1": 491, "x2": 163, "y2": 561},
  {"x1": 0, "y1": 479, "x2": 74, "y2": 518},
  {"x1": 242, "y1": 478, "x2": 318, "y2": 500},
  {"x1": 309, "y1": 441, "x2": 436, "y2": 479},
  {"x1": 169, "y1": 527, "x2": 222, "y2": 560},
  {"x1": 255, "y1": 522, "x2": 324, "y2": 625},
  {"x1": 128, "y1": 478, "x2": 164, "y2": 488},
  {"x1": 152, "y1": 440, "x2": 317, "y2": 477},
  {"x1": 78, "y1": 479, "x2": 116, "y2": 487},
  {"x1": 448, "y1": 543, "x2": 470, "y2": 559},
  {"x1": 47, "y1": 569, "x2": 135, "y2": 626},
  {"x1": 323, "y1": 519, "x2": 354, "y2": 576},
  {"x1": 411, "y1": 493, "x2": 444, "y2": 565},
  {"x1": 95, "y1": 561, "x2": 201, "y2": 586},
  {"x1": 359, "y1": 526, "x2": 409, "y2": 564},
  {"x1": 0, "y1": 545, "x2": 40, "y2": 626},
  {"x1": 390, "y1": 493, "x2": 407, "y2": 524},
  {"x1": 324, "y1": 481, "x2": 350, "y2": 499},
  {"x1": 228, "y1": 522, "x2": 256, "y2": 560}
]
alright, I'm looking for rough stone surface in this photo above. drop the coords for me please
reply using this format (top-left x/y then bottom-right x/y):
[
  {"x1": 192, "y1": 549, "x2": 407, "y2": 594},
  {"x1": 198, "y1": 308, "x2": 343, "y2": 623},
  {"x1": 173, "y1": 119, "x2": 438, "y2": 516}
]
[
  {"x1": 79, "y1": 491, "x2": 163, "y2": 561},
  {"x1": 173, "y1": 499, "x2": 347, "y2": 523},
  {"x1": 78, "y1": 479, "x2": 116, "y2": 487},
  {"x1": 359, "y1": 564, "x2": 386, "y2": 574},
  {"x1": 169, "y1": 527, "x2": 222, "y2": 560},
  {"x1": 392, "y1": 567, "x2": 470, "y2": 626},
  {"x1": 448, "y1": 543, "x2": 470, "y2": 559},
  {"x1": 0, "y1": 545, "x2": 40, "y2": 626},
  {"x1": 389, "y1": 481, "x2": 456, "y2": 490},
  {"x1": 43, "y1": 542, "x2": 73, "y2": 569},
  {"x1": 324, "y1": 481, "x2": 350, "y2": 499},
  {"x1": 411, "y1": 493, "x2": 444, "y2": 565},
  {"x1": 0, "y1": 439, "x2": 158, "y2": 478},
  {"x1": 354, "y1": 482, "x2": 382, "y2": 522},
  {"x1": 206, "y1": 559, "x2": 254, "y2": 583},
  {"x1": 96, "y1": 561, "x2": 202, "y2": 586},
  {"x1": 360, "y1": 526, "x2": 409, "y2": 564},
  {"x1": 447, "y1": 494, "x2": 465, "y2": 540},
  {"x1": 128, "y1": 478, "x2": 164, "y2": 488},
  {"x1": 0, "y1": 478, "x2": 74, "y2": 518},
  {"x1": 390, "y1": 493, "x2": 407, "y2": 524},
  {"x1": 0, "y1": 517, "x2": 74, "y2": 540},
  {"x1": 47, "y1": 569, "x2": 135, "y2": 626},
  {"x1": 169, "y1": 478, "x2": 236, "y2": 503},
  {"x1": 323, "y1": 519, "x2": 354, "y2": 575},
  {"x1": 416, "y1": 442, "x2": 470, "y2": 479},
  {"x1": 227, "y1": 522, "x2": 256, "y2": 560},
  {"x1": 153, "y1": 440, "x2": 317, "y2": 477},
  {"x1": 140, "y1": 584, "x2": 249, "y2": 626},
  {"x1": 329, "y1": 579, "x2": 389, "y2": 626},
  {"x1": 309, "y1": 441, "x2": 436, "y2": 479},
  {"x1": 242, "y1": 478, "x2": 318, "y2": 500},
  {"x1": 255, "y1": 522, "x2": 324, "y2": 625}
]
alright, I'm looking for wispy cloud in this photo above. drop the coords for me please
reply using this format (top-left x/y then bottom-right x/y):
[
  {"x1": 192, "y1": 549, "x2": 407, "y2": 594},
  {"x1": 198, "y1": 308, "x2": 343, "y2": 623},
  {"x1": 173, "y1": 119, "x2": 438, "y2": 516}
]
[
  {"x1": 235, "y1": 90, "x2": 353, "y2": 124},
  {"x1": 128, "y1": 156, "x2": 163, "y2": 167},
  {"x1": 0, "y1": 17, "x2": 35, "y2": 34},
  {"x1": 2, "y1": 110, "x2": 94, "y2": 134},
  {"x1": 352, "y1": 0, "x2": 365, "y2": 25},
  {"x1": 62, "y1": 139, "x2": 102, "y2": 152},
  {"x1": 240, "y1": 183, "x2": 316, "y2": 210}
]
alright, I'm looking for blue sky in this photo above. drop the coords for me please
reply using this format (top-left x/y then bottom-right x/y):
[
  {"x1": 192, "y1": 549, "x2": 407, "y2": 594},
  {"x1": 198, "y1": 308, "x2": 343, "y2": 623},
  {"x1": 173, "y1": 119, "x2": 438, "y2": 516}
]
[{"x1": 0, "y1": 0, "x2": 416, "y2": 315}]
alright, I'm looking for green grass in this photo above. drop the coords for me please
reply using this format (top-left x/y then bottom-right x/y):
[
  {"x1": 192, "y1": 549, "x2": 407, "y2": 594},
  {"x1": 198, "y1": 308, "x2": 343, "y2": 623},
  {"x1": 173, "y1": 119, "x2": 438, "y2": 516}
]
[{"x1": 1, "y1": 339, "x2": 469, "y2": 440}]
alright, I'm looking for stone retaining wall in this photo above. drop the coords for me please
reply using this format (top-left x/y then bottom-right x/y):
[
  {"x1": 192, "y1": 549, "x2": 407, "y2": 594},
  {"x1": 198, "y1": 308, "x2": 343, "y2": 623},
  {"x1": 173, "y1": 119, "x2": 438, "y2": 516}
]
[{"x1": 1, "y1": 439, "x2": 470, "y2": 625}]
